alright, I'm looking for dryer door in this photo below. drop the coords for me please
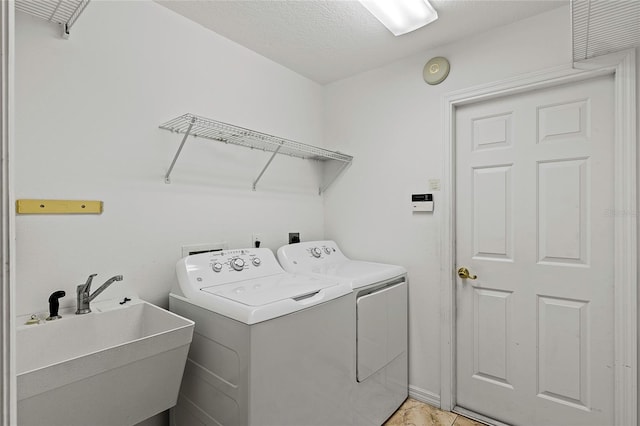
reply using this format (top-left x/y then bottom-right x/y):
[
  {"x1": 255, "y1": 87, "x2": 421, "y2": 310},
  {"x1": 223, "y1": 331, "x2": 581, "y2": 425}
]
[{"x1": 356, "y1": 280, "x2": 407, "y2": 382}]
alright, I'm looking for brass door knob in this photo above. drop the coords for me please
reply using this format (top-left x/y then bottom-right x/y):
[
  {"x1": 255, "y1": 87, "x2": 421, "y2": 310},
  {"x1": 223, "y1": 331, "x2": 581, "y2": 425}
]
[{"x1": 457, "y1": 267, "x2": 477, "y2": 280}]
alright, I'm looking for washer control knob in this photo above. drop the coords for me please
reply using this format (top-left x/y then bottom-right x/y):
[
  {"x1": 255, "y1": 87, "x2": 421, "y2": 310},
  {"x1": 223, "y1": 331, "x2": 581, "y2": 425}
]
[
  {"x1": 252, "y1": 258, "x2": 261, "y2": 267},
  {"x1": 231, "y1": 258, "x2": 245, "y2": 271},
  {"x1": 311, "y1": 247, "x2": 322, "y2": 258},
  {"x1": 212, "y1": 262, "x2": 223, "y2": 272},
  {"x1": 324, "y1": 247, "x2": 331, "y2": 255}
]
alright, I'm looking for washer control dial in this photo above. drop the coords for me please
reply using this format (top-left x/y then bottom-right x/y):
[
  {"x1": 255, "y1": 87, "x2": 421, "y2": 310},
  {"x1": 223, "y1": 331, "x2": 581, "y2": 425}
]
[
  {"x1": 252, "y1": 258, "x2": 261, "y2": 267},
  {"x1": 324, "y1": 247, "x2": 331, "y2": 255},
  {"x1": 231, "y1": 258, "x2": 245, "y2": 271},
  {"x1": 311, "y1": 247, "x2": 322, "y2": 258},
  {"x1": 212, "y1": 262, "x2": 223, "y2": 272}
]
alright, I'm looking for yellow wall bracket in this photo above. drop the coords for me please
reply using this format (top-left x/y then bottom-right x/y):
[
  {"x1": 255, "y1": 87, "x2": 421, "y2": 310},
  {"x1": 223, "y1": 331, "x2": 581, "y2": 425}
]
[{"x1": 16, "y1": 199, "x2": 103, "y2": 214}]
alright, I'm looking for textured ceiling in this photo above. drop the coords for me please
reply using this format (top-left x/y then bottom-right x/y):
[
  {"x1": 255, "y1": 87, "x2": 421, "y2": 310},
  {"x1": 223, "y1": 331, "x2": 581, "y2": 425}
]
[{"x1": 156, "y1": 0, "x2": 567, "y2": 84}]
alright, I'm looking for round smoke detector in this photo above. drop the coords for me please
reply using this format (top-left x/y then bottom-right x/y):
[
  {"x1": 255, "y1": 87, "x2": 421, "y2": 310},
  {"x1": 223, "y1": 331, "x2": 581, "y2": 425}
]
[{"x1": 423, "y1": 57, "x2": 450, "y2": 85}]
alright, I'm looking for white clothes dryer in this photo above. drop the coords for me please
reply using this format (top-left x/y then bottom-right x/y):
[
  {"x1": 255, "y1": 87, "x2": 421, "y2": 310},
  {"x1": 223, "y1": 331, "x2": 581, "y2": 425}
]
[
  {"x1": 169, "y1": 248, "x2": 354, "y2": 426},
  {"x1": 277, "y1": 241, "x2": 408, "y2": 425}
]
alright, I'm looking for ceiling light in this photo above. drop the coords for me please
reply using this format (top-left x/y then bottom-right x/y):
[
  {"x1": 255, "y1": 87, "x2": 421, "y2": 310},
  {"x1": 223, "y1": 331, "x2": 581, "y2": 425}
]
[{"x1": 359, "y1": 0, "x2": 438, "y2": 36}]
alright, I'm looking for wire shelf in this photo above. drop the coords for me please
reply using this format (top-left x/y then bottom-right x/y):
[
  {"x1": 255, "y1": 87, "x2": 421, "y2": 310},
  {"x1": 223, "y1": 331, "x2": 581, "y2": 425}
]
[
  {"x1": 160, "y1": 113, "x2": 352, "y2": 163},
  {"x1": 159, "y1": 113, "x2": 353, "y2": 192},
  {"x1": 572, "y1": 0, "x2": 640, "y2": 62},
  {"x1": 16, "y1": 0, "x2": 91, "y2": 36}
]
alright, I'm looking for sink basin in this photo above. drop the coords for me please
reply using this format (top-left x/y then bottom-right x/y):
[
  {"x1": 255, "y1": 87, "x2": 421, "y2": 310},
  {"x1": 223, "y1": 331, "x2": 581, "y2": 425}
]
[{"x1": 17, "y1": 299, "x2": 194, "y2": 426}]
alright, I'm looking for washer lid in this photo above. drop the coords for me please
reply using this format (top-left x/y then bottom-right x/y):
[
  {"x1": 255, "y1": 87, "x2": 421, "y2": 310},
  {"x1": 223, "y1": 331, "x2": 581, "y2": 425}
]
[
  {"x1": 176, "y1": 273, "x2": 350, "y2": 324},
  {"x1": 203, "y1": 273, "x2": 338, "y2": 306},
  {"x1": 308, "y1": 261, "x2": 406, "y2": 289}
]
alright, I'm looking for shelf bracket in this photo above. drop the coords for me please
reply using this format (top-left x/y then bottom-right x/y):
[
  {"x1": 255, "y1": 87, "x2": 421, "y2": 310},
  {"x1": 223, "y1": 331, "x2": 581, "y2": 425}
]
[
  {"x1": 253, "y1": 144, "x2": 283, "y2": 191},
  {"x1": 165, "y1": 116, "x2": 196, "y2": 184},
  {"x1": 319, "y1": 160, "x2": 351, "y2": 195},
  {"x1": 16, "y1": 0, "x2": 92, "y2": 40},
  {"x1": 61, "y1": 23, "x2": 70, "y2": 39}
]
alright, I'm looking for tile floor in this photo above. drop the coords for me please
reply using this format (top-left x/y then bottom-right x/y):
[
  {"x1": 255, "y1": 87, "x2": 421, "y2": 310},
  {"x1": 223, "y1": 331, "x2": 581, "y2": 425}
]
[{"x1": 384, "y1": 398, "x2": 485, "y2": 426}]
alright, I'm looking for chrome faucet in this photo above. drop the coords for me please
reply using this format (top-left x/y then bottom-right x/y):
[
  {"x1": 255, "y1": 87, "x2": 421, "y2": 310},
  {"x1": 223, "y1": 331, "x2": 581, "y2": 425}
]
[{"x1": 75, "y1": 273, "x2": 123, "y2": 315}]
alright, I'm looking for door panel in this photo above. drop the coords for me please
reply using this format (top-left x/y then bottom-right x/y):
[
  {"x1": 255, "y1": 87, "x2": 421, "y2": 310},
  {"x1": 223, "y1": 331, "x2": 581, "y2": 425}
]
[
  {"x1": 537, "y1": 99, "x2": 589, "y2": 144},
  {"x1": 473, "y1": 166, "x2": 513, "y2": 260},
  {"x1": 537, "y1": 296, "x2": 590, "y2": 409},
  {"x1": 455, "y1": 75, "x2": 614, "y2": 426},
  {"x1": 472, "y1": 287, "x2": 513, "y2": 388},
  {"x1": 473, "y1": 113, "x2": 513, "y2": 150},
  {"x1": 538, "y1": 159, "x2": 590, "y2": 265}
]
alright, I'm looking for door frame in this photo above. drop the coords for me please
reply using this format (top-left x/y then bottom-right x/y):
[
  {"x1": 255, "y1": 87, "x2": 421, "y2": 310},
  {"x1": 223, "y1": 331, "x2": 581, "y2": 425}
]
[
  {"x1": 439, "y1": 50, "x2": 637, "y2": 426},
  {"x1": 1, "y1": 1, "x2": 15, "y2": 425}
]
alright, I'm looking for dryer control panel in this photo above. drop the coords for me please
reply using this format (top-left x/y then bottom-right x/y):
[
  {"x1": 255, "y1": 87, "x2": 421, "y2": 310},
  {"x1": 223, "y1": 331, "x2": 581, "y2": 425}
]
[
  {"x1": 277, "y1": 240, "x2": 349, "y2": 272},
  {"x1": 310, "y1": 245, "x2": 337, "y2": 258}
]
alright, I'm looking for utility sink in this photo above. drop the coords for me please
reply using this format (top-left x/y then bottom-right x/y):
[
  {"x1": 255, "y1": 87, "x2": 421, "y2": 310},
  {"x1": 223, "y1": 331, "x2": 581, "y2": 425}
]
[{"x1": 17, "y1": 298, "x2": 194, "y2": 426}]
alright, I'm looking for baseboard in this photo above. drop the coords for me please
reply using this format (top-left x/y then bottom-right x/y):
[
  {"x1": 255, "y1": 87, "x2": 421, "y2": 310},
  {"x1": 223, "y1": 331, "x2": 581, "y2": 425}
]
[{"x1": 408, "y1": 385, "x2": 440, "y2": 408}]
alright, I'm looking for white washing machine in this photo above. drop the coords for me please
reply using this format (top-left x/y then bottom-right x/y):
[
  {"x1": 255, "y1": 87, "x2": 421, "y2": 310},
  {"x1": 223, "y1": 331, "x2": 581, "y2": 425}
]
[
  {"x1": 277, "y1": 240, "x2": 408, "y2": 425},
  {"x1": 169, "y1": 248, "x2": 355, "y2": 426}
]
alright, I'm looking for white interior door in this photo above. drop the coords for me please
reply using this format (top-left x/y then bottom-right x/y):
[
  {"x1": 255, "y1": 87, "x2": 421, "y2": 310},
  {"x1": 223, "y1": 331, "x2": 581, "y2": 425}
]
[{"x1": 455, "y1": 75, "x2": 614, "y2": 425}]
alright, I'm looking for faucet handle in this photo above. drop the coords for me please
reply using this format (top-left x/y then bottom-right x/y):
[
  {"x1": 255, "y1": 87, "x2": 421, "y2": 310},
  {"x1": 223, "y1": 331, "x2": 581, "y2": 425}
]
[{"x1": 80, "y1": 273, "x2": 98, "y2": 292}]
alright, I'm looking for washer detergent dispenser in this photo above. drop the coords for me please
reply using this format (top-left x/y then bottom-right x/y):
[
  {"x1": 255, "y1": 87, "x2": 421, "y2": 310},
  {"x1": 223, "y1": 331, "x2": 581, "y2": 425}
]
[
  {"x1": 277, "y1": 240, "x2": 408, "y2": 425},
  {"x1": 169, "y1": 248, "x2": 354, "y2": 426}
]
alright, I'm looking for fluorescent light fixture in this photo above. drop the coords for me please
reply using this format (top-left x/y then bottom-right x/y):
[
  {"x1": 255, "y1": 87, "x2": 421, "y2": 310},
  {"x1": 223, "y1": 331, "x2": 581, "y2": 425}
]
[{"x1": 359, "y1": 0, "x2": 438, "y2": 36}]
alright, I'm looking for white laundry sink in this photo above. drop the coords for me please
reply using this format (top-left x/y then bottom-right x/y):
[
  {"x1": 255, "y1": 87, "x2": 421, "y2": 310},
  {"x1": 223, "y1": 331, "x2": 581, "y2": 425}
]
[{"x1": 16, "y1": 298, "x2": 194, "y2": 426}]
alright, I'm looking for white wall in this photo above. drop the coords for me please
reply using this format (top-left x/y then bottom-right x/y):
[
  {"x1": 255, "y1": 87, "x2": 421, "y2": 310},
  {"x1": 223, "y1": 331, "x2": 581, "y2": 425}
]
[
  {"x1": 15, "y1": 1, "x2": 327, "y2": 317},
  {"x1": 15, "y1": 0, "x2": 640, "y2": 421},
  {"x1": 323, "y1": 5, "x2": 575, "y2": 402}
]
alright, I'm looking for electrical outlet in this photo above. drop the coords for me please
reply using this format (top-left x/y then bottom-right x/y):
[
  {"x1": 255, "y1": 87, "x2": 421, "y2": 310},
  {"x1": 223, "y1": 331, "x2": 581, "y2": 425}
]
[
  {"x1": 289, "y1": 232, "x2": 300, "y2": 244},
  {"x1": 252, "y1": 234, "x2": 261, "y2": 245}
]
